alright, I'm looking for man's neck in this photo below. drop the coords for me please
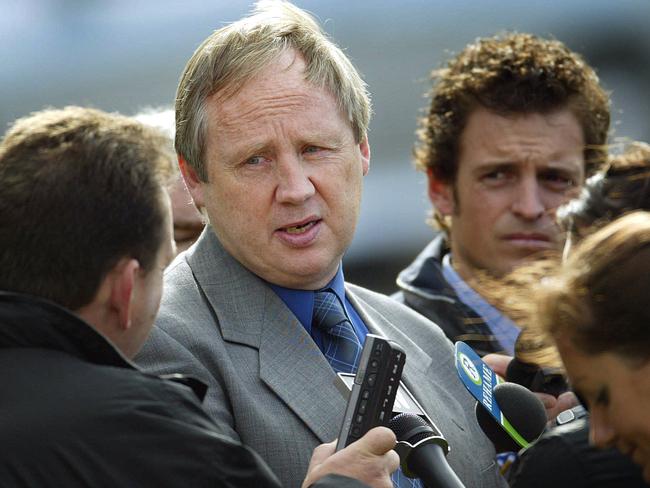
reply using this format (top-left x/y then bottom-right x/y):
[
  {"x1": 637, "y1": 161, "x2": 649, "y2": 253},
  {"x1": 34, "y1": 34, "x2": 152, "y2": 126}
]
[{"x1": 445, "y1": 253, "x2": 476, "y2": 283}]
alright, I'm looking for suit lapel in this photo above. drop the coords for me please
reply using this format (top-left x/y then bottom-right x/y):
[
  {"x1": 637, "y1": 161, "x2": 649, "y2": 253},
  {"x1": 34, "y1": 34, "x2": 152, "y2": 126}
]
[
  {"x1": 258, "y1": 303, "x2": 347, "y2": 443},
  {"x1": 187, "y1": 228, "x2": 346, "y2": 442}
]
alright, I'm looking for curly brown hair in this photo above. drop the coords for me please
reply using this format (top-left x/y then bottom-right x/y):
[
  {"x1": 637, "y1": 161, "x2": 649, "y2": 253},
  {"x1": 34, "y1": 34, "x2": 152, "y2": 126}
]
[{"x1": 416, "y1": 32, "x2": 610, "y2": 185}]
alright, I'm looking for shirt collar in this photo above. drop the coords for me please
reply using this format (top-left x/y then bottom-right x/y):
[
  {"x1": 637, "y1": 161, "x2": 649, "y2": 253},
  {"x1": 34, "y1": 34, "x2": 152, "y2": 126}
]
[
  {"x1": 269, "y1": 265, "x2": 346, "y2": 331},
  {"x1": 441, "y1": 254, "x2": 519, "y2": 354}
]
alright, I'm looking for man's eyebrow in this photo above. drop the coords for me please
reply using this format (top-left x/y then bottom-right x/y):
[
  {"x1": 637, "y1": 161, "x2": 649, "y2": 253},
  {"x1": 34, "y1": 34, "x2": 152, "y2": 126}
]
[
  {"x1": 473, "y1": 159, "x2": 516, "y2": 166},
  {"x1": 539, "y1": 162, "x2": 583, "y2": 172},
  {"x1": 470, "y1": 161, "x2": 517, "y2": 174},
  {"x1": 217, "y1": 140, "x2": 270, "y2": 163}
]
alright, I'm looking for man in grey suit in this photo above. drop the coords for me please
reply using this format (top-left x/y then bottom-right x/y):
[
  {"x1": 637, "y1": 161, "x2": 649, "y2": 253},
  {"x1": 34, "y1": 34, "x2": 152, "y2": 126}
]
[
  {"x1": 0, "y1": 106, "x2": 396, "y2": 488},
  {"x1": 137, "y1": 2, "x2": 506, "y2": 487}
]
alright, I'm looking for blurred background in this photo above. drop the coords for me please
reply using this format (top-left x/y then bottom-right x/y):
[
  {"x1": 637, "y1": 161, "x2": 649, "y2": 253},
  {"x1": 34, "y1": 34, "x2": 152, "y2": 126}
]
[{"x1": 3, "y1": 0, "x2": 650, "y2": 293}]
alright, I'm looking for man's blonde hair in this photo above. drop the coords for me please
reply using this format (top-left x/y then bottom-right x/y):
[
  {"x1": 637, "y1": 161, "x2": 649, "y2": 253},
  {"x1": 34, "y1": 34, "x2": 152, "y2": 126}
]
[{"x1": 175, "y1": 0, "x2": 371, "y2": 181}]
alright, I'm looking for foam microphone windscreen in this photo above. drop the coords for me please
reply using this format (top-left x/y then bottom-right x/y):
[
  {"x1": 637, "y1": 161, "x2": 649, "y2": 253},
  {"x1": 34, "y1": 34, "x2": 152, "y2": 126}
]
[
  {"x1": 390, "y1": 411, "x2": 438, "y2": 444},
  {"x1": 476, "y1": 382, "x2": 547, "y2": 452},
  {"x1": 389, "y1": 413, "x2": 465, "y2": 488}
]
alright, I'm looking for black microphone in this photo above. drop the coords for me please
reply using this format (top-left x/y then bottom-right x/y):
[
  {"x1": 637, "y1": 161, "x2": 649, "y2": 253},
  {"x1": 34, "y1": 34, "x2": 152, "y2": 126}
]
[
  {"x1": 475, "y1": 382, "x2": 547, "y2": 452},
  {"x1": 506, "y1": 358, "x2": 569, "y2": 397},
  {"x1": 389, "y1": 413, "x2": 465, "y2": 488}
]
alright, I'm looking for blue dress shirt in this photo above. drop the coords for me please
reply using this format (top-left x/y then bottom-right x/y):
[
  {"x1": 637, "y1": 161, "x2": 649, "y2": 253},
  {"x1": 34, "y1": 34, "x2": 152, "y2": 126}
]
[{"x1": 441, "y1": 254, "x2": 520, "y2": 355}]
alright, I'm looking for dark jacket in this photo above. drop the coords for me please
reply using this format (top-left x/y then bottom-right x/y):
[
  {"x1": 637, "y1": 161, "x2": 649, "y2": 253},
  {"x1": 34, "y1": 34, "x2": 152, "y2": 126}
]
[
  {"x1": 393, "y1": 234, "x2": 504, "y2": 357},
  {"x1": 0, "y1": 292, "x2": 365, "y2": 488},
  {"x1": 509, "y1": 417, "x2": 648, "y2": 487}
]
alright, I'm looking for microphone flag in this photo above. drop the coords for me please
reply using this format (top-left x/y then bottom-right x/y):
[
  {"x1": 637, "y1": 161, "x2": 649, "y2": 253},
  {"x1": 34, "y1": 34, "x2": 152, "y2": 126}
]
[{"x1": 454, "y1": 341, "x2": 531, "y2": 449}]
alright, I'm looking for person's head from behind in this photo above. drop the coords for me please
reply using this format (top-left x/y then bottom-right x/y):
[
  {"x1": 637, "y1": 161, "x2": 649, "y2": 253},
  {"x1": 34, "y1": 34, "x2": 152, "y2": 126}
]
[
  {"x1": 534, "y1": 211, "x2": 650, "y2": 480},
  {"x1": 175, "y1": 0, "x2": 371, "y2": 289},
  {"x1": 558, "y1": 141, "x2": 650, "y2": 256},
  {"x1": 419, "y1": 32, "x2": 610, "y2": 280},
  {"x1": 134, "y1": 108, "x2": 205, "y2": 254},
  {"x1": 0, "y1": 106, "x2": 175, "y2": 358}
]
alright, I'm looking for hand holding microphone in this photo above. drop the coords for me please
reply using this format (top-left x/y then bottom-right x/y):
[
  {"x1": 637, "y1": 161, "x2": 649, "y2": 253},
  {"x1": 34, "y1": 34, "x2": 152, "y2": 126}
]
[
  {"x1": 336, "y1": 335, "x2": 469, "y2": 486},
  {"x1": 303, "y1": 427, "x2": 399, "y2": 488}
]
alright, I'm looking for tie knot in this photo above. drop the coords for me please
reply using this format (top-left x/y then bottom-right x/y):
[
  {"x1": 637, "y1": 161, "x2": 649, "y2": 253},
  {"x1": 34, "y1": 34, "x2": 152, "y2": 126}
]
[{"x1": 312, "y1": 289, "x2": 348, "y2": 332}]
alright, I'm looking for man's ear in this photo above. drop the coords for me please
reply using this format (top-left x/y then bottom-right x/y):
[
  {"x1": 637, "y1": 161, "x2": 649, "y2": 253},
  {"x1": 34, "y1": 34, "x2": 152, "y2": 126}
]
[
  {"x1": 178, "y1": 155, "x2": 205, "y2": 208},
  {"x1": 360, "y1": 138, "x2": 370, "y2": 176},
  {"x1": 427, "y1": 168, "x2": 455, "y2": 216},
  {"x1": 109, "y1": 258, "x2": 140, "y2": 330}
]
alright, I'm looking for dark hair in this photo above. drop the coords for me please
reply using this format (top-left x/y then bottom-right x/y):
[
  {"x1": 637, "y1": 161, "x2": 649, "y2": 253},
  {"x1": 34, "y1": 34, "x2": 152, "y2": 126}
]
[
  {"x1": 558, "y1": 142, "x2": 650, "y2": 239},
  {"x1": 416, "y1": 32, "x2": 610, "y2": 185},
  {"x1": 0, "y1": 106, "x2": 173, "y2": 310}
]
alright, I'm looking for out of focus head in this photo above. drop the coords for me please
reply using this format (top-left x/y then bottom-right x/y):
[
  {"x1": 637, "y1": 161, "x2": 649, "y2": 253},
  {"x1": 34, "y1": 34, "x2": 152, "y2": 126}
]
[
  {"x1": 167, "y1": 176, "x2": 205, "y2": 253},
  {"x1": 134, "y1": 108, "x2": 205, "y2": 254},
  {"x1": 558, "y1": 141, "x2": 650, "y2": 252},
  {"x1": 174, "y1": 0, "x2": 371, "y2": 289},
  {"x1": 0, "y1": 106, "x2": 175, "y2": 358},
  {"x1": 536, "y1": 212, "x2": 650, "y2": 479},
  {"x1": 419, "y1": 32, "x2": 610, "y2": 280}
]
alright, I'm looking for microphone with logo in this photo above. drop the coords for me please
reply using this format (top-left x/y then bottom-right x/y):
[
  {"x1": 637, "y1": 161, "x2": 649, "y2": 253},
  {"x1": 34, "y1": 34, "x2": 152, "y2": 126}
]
[{"x1": 455, "y1": 342, "x2": 547, "y2": 453}]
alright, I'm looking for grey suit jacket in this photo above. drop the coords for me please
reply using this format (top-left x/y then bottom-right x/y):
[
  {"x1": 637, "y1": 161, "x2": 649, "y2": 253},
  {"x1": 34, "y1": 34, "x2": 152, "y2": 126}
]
[{"x1": 137, "y1": 228, "x2": 506, "y2": 488}]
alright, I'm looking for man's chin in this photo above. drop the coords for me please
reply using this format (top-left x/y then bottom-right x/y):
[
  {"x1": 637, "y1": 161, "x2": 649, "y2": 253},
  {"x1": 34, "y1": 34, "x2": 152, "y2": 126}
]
[
  {"x1": 261, "y1": 257, "x2": 340, "y2": 290},
  {"x1": 481, "y1": 256, "x2": 536, "y2": 280},
  {"x1": 500, "y1": 244, "x2": 558, "y2": 269}
]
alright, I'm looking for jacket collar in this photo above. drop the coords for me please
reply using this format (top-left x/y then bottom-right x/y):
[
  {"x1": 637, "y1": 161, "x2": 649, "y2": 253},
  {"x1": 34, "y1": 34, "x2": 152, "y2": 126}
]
[
  {"x1": 0, "y1": 291, "x2": 135, "y2": 369},
  {"x1": 0, "y1": 291, "x2": 210, "y2": 401},
  {"x1": 396, "y1": 233, "x2": 459, "y2": 301}
]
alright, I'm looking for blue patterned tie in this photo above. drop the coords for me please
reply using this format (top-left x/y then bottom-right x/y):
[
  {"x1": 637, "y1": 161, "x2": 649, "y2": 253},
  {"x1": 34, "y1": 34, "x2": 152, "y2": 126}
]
[
  {"x1": 312, "y1": 289, "x2": 362, "y2": 374},
  {"x1": 312, "y1": 290, "x2": 422, "y2": 488}
]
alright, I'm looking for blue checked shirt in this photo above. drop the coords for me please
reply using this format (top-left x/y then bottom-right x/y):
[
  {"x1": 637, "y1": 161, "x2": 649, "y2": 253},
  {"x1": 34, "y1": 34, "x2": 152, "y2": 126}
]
[{"x1": 441, "y1": 254, "x2": 520, "y2": 355}]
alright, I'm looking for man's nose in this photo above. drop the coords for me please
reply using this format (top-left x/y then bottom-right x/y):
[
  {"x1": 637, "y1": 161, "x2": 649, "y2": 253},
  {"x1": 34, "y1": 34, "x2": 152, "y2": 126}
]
[
  {"x1": 275, "y1": 155, "x2": 316, "y2": 204},
  {"x1": 511, "y1": 178, "x2": 545, "y2": 220}
]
